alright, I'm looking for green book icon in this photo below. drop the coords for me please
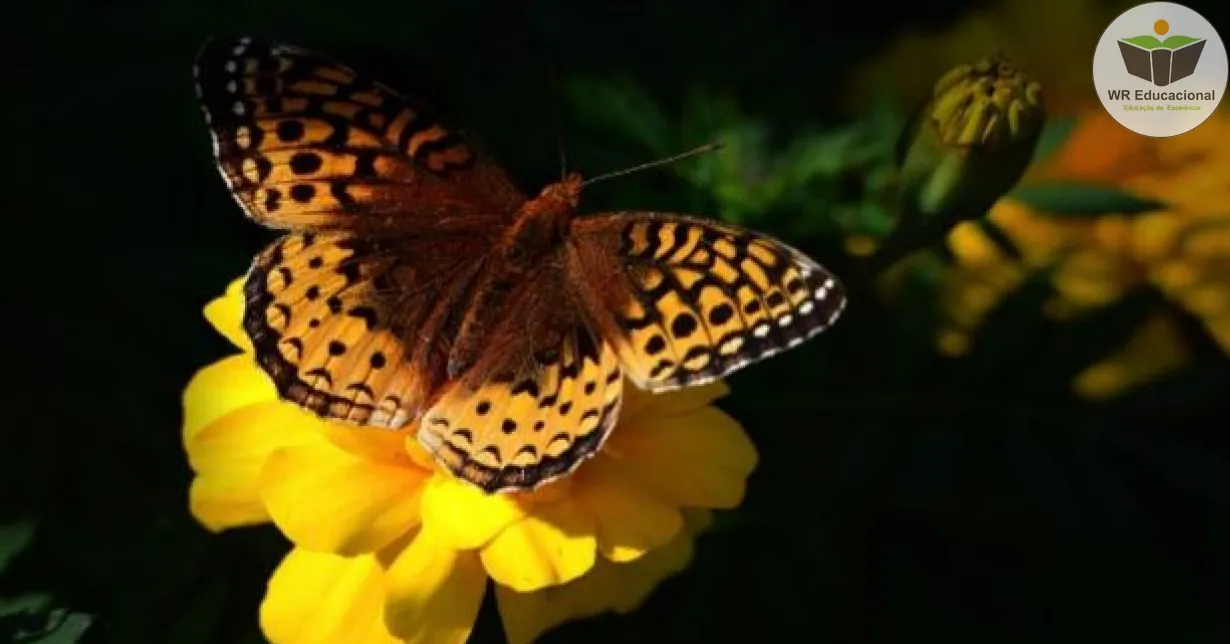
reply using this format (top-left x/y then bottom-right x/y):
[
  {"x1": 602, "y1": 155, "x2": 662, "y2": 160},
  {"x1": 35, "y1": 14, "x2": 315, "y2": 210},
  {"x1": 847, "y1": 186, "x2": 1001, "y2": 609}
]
[{"x1": 1117, "y1": 33, "x2": 1207, "y2": 86}]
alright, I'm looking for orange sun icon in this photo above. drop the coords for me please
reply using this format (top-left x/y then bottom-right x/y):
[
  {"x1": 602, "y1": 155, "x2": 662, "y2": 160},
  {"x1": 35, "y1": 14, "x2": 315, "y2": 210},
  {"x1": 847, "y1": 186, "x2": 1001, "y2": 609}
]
[{"x1": 1154, "y1": 19, "x2": 1170, "y2": 35}]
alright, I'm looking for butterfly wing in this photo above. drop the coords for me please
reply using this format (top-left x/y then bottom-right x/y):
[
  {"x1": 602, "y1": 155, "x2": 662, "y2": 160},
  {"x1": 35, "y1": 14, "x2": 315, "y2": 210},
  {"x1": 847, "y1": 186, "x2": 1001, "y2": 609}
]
[
  {"x1": 416, "y1": 260, "x2": 624, "y2": 493},
  {"x1": 244, "y1": 230, "x2": 490, "y2": 426},
  {"x1": 194, "y1": 37, "x2": 525, "y2": 234},
  {"x1": 568, "y1": 213, "x2": 847, "y2": 391}
]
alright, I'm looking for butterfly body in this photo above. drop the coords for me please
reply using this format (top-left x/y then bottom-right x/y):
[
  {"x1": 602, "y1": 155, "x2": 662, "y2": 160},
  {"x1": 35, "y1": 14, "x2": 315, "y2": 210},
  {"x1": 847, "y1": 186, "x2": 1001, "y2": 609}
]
[
  {"x1": 446, "y1": 173, "x2": 582, "y2": 379},
  {"x1": 196, "y1": 37, "x2": 847, "y2": 493}
]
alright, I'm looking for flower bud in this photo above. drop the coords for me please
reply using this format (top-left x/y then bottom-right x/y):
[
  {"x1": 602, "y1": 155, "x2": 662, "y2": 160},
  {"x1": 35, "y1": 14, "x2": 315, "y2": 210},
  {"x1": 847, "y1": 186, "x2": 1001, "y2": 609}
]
[{"x1": 872, "y1": 55, "x2": 1045, "y2": 271}]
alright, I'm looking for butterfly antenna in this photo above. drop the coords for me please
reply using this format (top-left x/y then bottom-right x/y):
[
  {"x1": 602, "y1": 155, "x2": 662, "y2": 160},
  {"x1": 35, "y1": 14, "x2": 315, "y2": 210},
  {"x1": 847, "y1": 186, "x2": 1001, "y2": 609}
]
[
  {"x1": 547, "y1": 63, "x2": 568, "y2": 180},
  {"x1": 581, "y1": 141, "x2": 725, "y2": 187}
]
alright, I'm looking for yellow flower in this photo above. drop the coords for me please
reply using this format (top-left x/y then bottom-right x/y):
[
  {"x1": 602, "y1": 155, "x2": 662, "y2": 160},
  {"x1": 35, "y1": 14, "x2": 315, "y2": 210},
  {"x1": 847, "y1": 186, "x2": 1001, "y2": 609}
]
[
  {"x1": 184, "y1": 278, "x2": 757, "y2": 644},
  {"x1": 1028, "y1": 109, "x2": 1230, "y2": 218},
  {"x1": 926, "y1": 110, "x2": 1230, "y2": 397}
]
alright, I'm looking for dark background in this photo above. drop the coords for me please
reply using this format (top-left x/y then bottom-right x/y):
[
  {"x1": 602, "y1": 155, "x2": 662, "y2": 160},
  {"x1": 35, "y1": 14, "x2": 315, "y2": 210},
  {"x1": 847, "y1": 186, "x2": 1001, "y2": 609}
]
[{"x1": 5, "y1": 0, "x2": 1230, "y2": 642}]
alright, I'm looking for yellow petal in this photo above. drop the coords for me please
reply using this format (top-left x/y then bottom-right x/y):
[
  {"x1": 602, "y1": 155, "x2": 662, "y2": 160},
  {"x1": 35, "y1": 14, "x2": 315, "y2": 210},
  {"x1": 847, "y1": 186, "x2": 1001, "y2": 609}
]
[
  {"x1": 383, "y1": 526, "x2": 486, "y2": 644},
  {"x1": 189, "y1": 475, "x2": 268, "y2": 532},
  {"x1": 419, "y1": 474, "x2": 525, "y2": 550},
  {"x1": 948, "y1": 220, "x2": 1005, "y2": 268},
  {"x1": 573, "y1": 456, "x2": 682, "y2": 563},
  {"x1": 1071, "y1": 313, "x2": 1190, "y2": 400},
  {"x1": 182, "y1": 354, "x2": 275, "y2": 444},
  {"x1": 495, "y1": 585, "x2": 576, "y2": 644},
  {"x1": 322, "y1": 421, "x2": 417, "y2": 469},
  {"x1": 1051, "y1": 250, "x2": 1130, "y2": 307},
  {"x1": 843, "y1": 234, "x2": 880, "y2": 258},
  {"x1": 936, "y1": 328, "x2": 972, "y2": 357},
  {"x1": 1130, "y1": 212, "x2": 1183, "y2": 262},
  {"x1": 608, "y1": 406, "x2": 756, "y2": 508},
  {"x1": 260, "y1": 439, "x2": 428, "y2": 556},
  {"x1": 599, "y1": 527, "x2": 695, "y2": 613},
  {"x1": 619, "y1": 380, "x2": 729, "y2": 422},
  {"x1": 495, "y1": 528, "x2": 696, "y2": 644},
  {"x1": 260, "y1": 548, "x2": 398, "y2": 644},
  {"x1": 186, "y1": 401, "x2": 318, "y2": 531},
  {"x1": 480, "y1": 500, "x2": 597, "y2": 592},
  {"x1": 203, "y1": 277, "x2": 251, "y2": 351}
]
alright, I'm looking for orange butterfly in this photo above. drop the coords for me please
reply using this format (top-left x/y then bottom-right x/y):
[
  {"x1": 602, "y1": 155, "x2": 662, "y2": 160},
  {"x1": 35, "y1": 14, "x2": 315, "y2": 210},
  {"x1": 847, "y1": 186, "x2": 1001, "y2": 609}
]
[{"x1": 194, "y1": 37, "x2": 847, "y2": 493}]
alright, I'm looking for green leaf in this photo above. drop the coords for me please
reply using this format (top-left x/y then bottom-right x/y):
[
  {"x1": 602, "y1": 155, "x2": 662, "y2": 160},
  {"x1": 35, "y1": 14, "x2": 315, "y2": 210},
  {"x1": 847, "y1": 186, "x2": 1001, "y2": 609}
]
[
  {"x1": 0, "y1": 593, "x2": 51, "y2": 619},
  {"x1": 786, "y1": 127, "x2": 866, "y2": 179},
  {"x1": 564, "y1": 77, "x2": 670, "y2": 155},
  {"x1": 1009, "y1": 183, "x2": 1168, "y2": 217},
  {"x1": 0, "y1": 519, "x2": 35, "y2": 575},
  {"x1": 863, "y1": 90, "x2": 907, "y2": 139},
  {"x1": 166, "y1": 567, "x2": 229, "y2": 644},
  {"x1": 15, "y1": 610, "x2": 93, "y2": 644},
  {"x1": 0, "y1": 593, "x2": 91, "y2": 644},
  {"x1": 679, "y1": 89, "x2": 745, "y2": 143},
  {"x1": 1029, "y1": 117, "x2": 1079, "y2": 165}
]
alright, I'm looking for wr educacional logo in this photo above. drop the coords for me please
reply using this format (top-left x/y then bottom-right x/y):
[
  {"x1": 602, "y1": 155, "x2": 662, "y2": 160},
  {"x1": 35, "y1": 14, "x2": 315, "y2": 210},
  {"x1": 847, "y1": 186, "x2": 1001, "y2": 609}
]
[
  {"x1": 1093, "y1": 2, "x2": 1227, "y2": 137},
  {"x1": 1114, "y1": 18, "x2": 1206, "y2": 89}
]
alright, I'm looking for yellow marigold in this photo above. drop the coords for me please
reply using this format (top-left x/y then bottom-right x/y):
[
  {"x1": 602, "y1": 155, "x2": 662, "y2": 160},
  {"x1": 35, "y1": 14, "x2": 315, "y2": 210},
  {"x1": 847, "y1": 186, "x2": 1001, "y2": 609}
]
[
  {"x1": 183, "y1": 278, "x2": 757, "y2": 644},
  {"x1": 927, "y1": 110, "x2": 1230, "y2": 396},
  {"x1": 1026, "y1": 109, "x2": 1230, "y2": 217}
]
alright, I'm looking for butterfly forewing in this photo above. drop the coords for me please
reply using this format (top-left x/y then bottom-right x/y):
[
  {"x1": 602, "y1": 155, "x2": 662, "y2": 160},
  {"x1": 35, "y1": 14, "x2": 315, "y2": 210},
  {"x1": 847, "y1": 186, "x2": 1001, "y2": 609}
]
[
  {"x1": 194, "y1": 37, "x2": 525, "y2": 234},
  {"x1": 569, "y1": 213, "x2": 847, "y2": 391},
  {"x1": 244, "y1": 230, "x2": 489, "y2": 426}
]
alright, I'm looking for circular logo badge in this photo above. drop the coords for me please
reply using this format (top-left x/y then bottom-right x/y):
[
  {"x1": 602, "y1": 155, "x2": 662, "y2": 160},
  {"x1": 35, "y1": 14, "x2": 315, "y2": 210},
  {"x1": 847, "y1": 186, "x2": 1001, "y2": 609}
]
[{"x1": 1093, "y1": 1, "x2": 1228, "y2": 137}]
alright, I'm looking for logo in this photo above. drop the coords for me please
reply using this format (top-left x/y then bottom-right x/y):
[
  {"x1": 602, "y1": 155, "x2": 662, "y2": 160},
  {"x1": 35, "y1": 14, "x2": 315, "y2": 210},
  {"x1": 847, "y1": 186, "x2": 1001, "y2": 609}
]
[
  {"x1": 1117, "y1": 20, "x2": 1206, "y2": 85},
  {"x1": 1093, "y1": 2, "x2": 1227, "y2": 137}
]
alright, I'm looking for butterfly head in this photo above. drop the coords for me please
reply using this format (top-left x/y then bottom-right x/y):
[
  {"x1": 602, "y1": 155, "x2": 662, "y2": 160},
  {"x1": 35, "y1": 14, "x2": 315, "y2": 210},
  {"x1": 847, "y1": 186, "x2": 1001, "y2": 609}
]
[
  {"x1": 535, "y1": 172, "x2": 584, "y2": 211},
  {"x1": 497, "y1": 172, "x2": 584, "y2": 268}
]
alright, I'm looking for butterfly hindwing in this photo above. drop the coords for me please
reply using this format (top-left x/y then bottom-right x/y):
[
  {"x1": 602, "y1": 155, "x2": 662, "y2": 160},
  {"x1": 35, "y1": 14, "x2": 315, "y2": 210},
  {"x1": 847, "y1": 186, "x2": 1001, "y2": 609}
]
[
  {"x1": 569, "y1": 213, "x2": 847, "y2": 391},
  {"x1": 244, "y1": 230, "x2": 489, "y2": 426},
  {"x1": 194, "y1": 37, "x2": 525, "y2": 233},
  {"x1": 417, "y1": 261, "x2": 624, "y2": 493}
]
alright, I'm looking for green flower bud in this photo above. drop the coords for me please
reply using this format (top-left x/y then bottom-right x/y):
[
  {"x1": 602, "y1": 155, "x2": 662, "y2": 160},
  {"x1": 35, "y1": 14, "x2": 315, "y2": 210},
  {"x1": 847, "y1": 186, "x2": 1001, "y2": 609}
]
[{"x1": 872, "y1": 55, "x2": 1045, "y2": 271}]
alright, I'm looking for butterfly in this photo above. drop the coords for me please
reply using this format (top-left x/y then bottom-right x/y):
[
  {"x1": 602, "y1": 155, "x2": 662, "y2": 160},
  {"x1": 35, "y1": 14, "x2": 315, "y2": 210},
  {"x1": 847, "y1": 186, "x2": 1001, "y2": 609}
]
[{"x1": 194, "y1": 36, "x2": 847, "y2": 494}]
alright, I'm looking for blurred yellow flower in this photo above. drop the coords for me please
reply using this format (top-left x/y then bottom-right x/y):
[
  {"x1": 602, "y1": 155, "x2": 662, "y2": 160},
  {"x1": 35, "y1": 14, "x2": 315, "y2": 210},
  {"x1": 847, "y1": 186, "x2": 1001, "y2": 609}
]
[
  {"x1": 183, "y1": 278, "x2": 756, "y2": 644},
  {"x1": 845, "y1": 0, "x2": 1134, "y2": 116},
  {"x1": 1031, "y1": 109, "x2": 1230, "y2": 218},
  {"x1": 1070, "y1": 313, "x2": 1190, "y2": 399},
  {"x1": 927, "y1": 110, "x2": 1230, "y2": 398}
]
